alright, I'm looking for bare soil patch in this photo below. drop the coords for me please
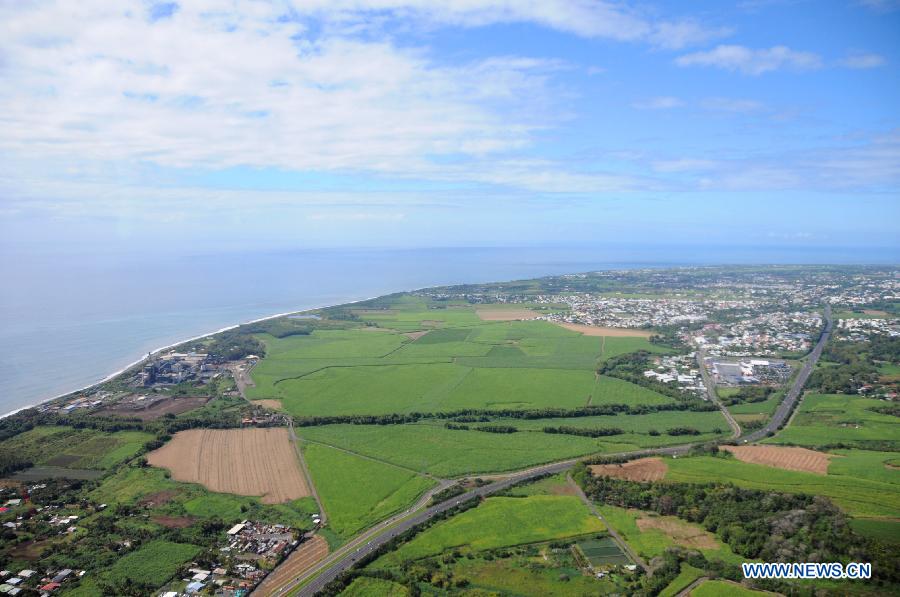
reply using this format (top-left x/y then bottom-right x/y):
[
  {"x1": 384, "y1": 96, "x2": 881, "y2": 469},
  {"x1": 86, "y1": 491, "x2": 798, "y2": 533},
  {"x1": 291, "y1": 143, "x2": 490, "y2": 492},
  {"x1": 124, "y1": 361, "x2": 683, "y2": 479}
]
[
  {"x1": 590, "y1": 457, "x2": 668, "y2": 482},
  {"x1": 863, "y1": 309, "x2": 890, "y2": 316},
  {"x1": 556, "y1": 323, "x2": 652, "y2": 337},
  {"x1": 7, "y1": 538, "x2": 56, "y2": 560},
  {"x1": 147, "y1": 428, "x2": 310, "y2": 504},
  {"x1": 721, "y1": 445, "x2": 833, "y2": 475},
  {"x1": 637, "y1": 515, "x2": 718, "y2": 549},
  {"x1": 421, "y1": 319, "x2": 444, "y2": 327},
  {"x1": 95, "y1": 395, "x2": 209, "y2": 420},
  {"x1": 152, "y1": 515, "x2": 196, "y2": 528},
  {"x1": 137, "y1": 489, "x2": 181, "y2": 508},
  {"x1": 475, "y1": 307, "x2": 542, "y2": 321},
  {"x1": 253, "y1": 399, "x2": 284, "y2": 411},
  {"x1": 405, "y1": 330, "x2": 430, "y2": 341},
  {"x1": 254, "y1": 535, "x2": 328, "y2": 596}
]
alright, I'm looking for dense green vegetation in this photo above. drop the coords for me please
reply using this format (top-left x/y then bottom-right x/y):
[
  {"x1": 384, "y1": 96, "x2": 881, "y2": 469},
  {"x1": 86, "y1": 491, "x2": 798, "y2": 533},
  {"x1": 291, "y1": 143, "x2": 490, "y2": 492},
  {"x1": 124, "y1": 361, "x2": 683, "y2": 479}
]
[{"x1": 809, "y1": 336, "x2": 899, "y2": 394}]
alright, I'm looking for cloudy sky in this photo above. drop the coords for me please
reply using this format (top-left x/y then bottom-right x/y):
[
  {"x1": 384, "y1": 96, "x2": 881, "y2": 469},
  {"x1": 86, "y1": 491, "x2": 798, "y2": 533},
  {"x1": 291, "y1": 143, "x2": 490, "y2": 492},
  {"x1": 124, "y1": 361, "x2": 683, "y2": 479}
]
[{"x1": 1, "y1": 0, "x2": 898, "y2": 256}]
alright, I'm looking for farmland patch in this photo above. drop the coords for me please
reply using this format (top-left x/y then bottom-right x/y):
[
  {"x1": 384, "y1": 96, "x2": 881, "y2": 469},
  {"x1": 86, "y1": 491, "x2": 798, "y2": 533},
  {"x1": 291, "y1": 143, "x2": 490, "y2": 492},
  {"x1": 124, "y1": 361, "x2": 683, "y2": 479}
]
[
  {"x1": 147, "y1": 427, "x2": 310, "y2": 503},
  {"x1": 556, "y1": 323, "x2": 653, "y2": 338},
  {"x1": 476, "y1": 307, "x2": 542, "y2": 321},
  {"x1": 721, "y1": 445, "x2": 833, "y2": 475},
  {"x1": 590, "y1": 457, "x2": 668, "y2": 482}
]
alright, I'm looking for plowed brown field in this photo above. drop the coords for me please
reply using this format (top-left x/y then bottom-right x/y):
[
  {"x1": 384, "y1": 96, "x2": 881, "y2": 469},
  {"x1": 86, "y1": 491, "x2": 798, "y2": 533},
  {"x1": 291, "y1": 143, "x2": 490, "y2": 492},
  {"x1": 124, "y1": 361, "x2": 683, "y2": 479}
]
[
  {"x1": 475, "y1": 307, "x2": 542, "y2": 321},
  {"x1": 590, "y1": 457, "x2": 668, "y2": 481},
  {"x1": 556, "y1": 323, "x2": 652, "y2": 337},
  {"x1": 721, "y1": 445, "x2": 833, "y2": 474},
  {"x1": 254, "y1": 535, "x2": 328, "y2": 596},
  {"x1": 147, "y1": 428, "x2": 310, "y2": 503}
]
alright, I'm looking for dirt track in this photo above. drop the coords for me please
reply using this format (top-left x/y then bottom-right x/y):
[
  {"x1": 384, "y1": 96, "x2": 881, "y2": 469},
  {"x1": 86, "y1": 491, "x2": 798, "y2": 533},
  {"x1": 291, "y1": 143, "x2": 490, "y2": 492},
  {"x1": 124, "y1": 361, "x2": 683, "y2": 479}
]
[
  {"x1": 147, "y1": 428, "x2": 310, "y2": 503},
  {"x1": 254, "y1": 535, "x2": 328, "y2": 596},
  {"x1": 721, "y1": 445, "x2": 833, "y2": 474},
  {"x1": 590, "y1": 457, "x2": 668, "y2": 481}
]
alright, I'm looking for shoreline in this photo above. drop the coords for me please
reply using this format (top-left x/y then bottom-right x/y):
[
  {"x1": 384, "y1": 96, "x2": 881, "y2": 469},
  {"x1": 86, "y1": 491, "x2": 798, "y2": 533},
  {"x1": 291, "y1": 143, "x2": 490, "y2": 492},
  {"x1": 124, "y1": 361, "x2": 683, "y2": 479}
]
[{"x1": 1, "y1": 295, "x2": 379, "y2": 420}]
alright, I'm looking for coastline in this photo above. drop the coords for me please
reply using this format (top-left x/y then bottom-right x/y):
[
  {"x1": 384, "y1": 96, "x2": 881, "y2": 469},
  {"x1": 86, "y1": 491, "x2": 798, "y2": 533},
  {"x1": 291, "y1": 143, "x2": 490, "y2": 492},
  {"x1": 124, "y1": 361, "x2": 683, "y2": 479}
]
[{"x1": 1, "y1": 295, "x2": 379, "y2": 420}]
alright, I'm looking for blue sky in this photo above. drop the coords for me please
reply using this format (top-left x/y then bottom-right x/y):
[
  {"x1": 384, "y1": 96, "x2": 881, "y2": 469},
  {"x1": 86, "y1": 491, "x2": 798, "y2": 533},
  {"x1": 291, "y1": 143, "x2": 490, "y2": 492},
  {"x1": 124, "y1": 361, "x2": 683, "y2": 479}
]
[{"x1": 0, "y1": 1, "x2": 898, "y2": 257}]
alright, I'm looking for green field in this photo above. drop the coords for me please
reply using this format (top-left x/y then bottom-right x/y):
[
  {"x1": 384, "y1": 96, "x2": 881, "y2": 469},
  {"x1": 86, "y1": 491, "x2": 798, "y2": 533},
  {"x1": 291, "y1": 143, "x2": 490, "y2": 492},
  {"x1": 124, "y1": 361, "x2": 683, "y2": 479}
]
[
  {"x1": 849, "y1": 518, "x2": 900, "y2": 544},
  {"x1": 664, "y1": 452, "x2": 900, "y2": 519},
  {"x1": 765, "y1": 393, "x2": 899, "y2": 449},
  {"x1": 302, "y1": 442, "x2": 435, "y2": 539},
  {"x1": 105, "y1": 540, "x2": 200, "y2": 587},
  {"x1": 376, "y1": 495, "x2": 605, "y2": 565},
  {"x1": 298, "y1": 419, "x2": 723, "y2": 478},
  {"x1": 248, "y1": 300, "x2": 671, "y2": 417},
  {"x1": 0, "y1": 426, "x2": 153, "y2": 470}
]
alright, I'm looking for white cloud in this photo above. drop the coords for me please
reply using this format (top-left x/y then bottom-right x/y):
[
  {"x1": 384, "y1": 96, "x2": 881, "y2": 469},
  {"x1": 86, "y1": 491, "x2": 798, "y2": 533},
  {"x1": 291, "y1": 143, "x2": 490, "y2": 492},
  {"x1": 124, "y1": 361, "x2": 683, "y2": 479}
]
[
  {"x1": 307, "y1": 211, "x2": 406, "y2": 222},
  {"x1": 675, "y1": 45, "x2": 822, "y2": 75},
  {"x1": 297, "y1": 1, "x2": 727, "y2": 48},
  {"x1": 701, "y1": 97, "x2": 764, "y2": 113},
  {"x1": 0, "y1": 1, "x2": 562, "y2": 177},
  {"x1": 839, "y1": 52, "x2": 887, "y2": 69},
  {"x1": 632, "y1": 96, "x2": 683, "y2": 110},
  {"x1": 652, "y1": 159, "x2": 717, "y2": 173}
]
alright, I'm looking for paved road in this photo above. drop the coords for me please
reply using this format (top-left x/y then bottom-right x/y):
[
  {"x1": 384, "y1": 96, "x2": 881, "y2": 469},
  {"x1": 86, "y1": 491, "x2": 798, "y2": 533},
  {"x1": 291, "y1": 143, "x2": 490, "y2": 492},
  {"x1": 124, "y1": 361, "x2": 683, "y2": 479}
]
[
  {"x1": 696, "y1": 348, "x2": 741, "y2": 438},
  {"x1": 739, "y1": 305, "x2": 832, "y2": 443},
  {"x1": 280, "y1": 306, "x2": 835, "y2": 595}
]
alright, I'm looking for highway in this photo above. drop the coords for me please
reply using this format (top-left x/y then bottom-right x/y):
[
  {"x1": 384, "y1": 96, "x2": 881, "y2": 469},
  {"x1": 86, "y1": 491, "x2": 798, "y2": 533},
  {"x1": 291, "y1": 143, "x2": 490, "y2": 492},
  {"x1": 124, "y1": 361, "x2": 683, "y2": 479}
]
[
  {"x1": 273, "y1": 306, "x2": 834, "y2": 596},
  {"x1": 739, "y1": 305, "x2": 832, "y2": 443}
]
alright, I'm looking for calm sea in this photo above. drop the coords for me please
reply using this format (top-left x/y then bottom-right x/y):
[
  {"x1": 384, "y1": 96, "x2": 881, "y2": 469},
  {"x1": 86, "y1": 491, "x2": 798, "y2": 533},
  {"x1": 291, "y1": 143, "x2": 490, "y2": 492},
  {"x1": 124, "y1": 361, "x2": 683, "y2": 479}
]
[{"x1": 0, "y1": 245, "x2": 893, "y2": 415}]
